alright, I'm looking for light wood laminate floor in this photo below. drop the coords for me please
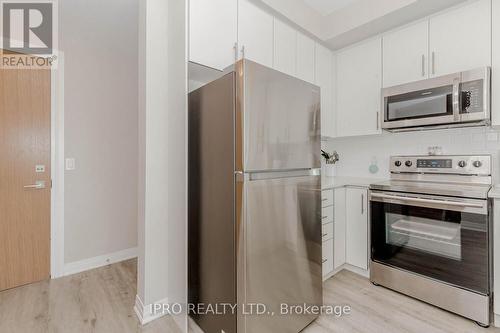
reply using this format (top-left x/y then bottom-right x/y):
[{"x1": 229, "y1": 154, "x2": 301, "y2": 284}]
[
  {"x1": 305, "y1": 270, "x2": 500, "y2": 333},
  {"x1": 0, "y1": 259, "x2": 181, "y2": 333},
  {"x1": 1, "y1": 259, "x2": 499, "y2": 333}
]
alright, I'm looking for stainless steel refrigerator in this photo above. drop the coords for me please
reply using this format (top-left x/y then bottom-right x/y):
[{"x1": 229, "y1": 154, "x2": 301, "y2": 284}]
[{"x1": 188, "y1": 59, "x2": 322, "y2": 333}]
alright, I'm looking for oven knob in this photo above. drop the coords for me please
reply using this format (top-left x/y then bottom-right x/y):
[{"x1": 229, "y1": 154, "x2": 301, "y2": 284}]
[
  {"x1": 395, "y1": 161, "x2": 402, "y2": 167},
  {"x1": 473, "y1": 160, "x2": 483, "y2": 168},
  {"x1": 458, "y1": 160, "x2": 467, "y2": 168},
  {"x1": 405, "y1": 161, "x2": 413, "y2": 167}
]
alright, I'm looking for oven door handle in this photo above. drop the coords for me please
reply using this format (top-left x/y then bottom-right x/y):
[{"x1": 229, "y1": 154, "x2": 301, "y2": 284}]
[{"x1": 370, "y1": 193, "x2": 484, "y2": 208}]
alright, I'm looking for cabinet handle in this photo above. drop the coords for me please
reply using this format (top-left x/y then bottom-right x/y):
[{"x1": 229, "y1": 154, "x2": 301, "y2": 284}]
[
  {"x1": 322, "y1": 259, "x2": 327, "y2": 264},
  {"x1": 322, "y1": 233, "x2": 328, "y2": 237},
  {"x1": 322, "y1": 216, "x2": 328, "y2": 219},
  {"x1": 361, "y1": 194, "x2": 364, "y2": 215},
  {"x1": 376, "y1": 112, "x2": 379, "y2": 131},
  {"x1": 431, "y1": 51, "x2": 436, "y2": 75},
  {"x1": 421, "y1": 54, "x2": 425, "y2": 77},
  {"x1": 233, "y1": 42, "x2": 238, "y2": 62},
  {"x1": 241, "y1": 45, "x2": 246, "y2": 59}
]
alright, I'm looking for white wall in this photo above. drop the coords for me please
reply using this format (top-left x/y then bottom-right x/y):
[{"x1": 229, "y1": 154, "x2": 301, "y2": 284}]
[
  {"x1": 137, "y1": 0, "x2": 187, "y2": 329},
  {"x1": 325, "y1": 127, "x2": 500, "y2": 182},
  {"x1": 60, "y1": 0, "x2": 139, "y2": 264}
]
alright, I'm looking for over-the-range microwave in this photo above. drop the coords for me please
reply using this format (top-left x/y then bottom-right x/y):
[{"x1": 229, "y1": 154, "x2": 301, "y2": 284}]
[{"x1": 381, "y1": 67, "x2": 491, "y2": 132}]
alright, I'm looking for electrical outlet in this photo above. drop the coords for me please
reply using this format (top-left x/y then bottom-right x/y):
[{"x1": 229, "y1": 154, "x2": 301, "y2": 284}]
[{"x1": 65, "y1": 158, "x2": 76, "y2": 171}]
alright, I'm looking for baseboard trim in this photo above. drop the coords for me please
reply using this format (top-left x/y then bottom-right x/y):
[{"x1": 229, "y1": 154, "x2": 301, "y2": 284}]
[
  {"x1": 494, "y1": 313, "x2": 500, "y2": 328},
  {"x1": 63, "y1": 247, "x2": 138, "y2": 276},
  {"x1": 134, "y1": 294, "x2": 170, "y2": 325}
]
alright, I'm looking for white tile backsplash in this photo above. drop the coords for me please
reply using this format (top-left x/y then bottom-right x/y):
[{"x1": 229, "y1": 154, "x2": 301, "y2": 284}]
[{"x1": 324, "y1": 127, "x2": 500, "y2": 183}]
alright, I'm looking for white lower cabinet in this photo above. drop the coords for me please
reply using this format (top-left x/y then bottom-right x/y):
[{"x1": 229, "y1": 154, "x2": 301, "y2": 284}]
[
  {"x1": 322, "y1": 239, "x2": 334, "y2": 279},
  {"x1": 322, "y1": 189, "x2": 334, "y2": 280},
  {"x1": 323, "y1": 186, "x2": 369, "y2": 279},
  {"x1": 333, "y1": 187, "x2": 346, "y2": 270},
  {"x1": 345, "y1": 187, "x2": 369, "y2": 270}
]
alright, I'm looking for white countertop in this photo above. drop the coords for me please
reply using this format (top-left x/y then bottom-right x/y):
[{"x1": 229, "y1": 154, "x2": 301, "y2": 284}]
[{"x1": 322, "y1": 176, "x2": 387, "y2": 190}]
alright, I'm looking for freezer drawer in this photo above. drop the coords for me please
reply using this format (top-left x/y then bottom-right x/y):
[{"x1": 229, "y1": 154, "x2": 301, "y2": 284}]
[{"x1": 240, "y1": 173, "x2": 322, "y2": 333}]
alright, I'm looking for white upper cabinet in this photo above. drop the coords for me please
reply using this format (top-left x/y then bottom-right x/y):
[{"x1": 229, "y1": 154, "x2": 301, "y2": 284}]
[
  {"x1": 189, "y1": 0, "x2": 237, "y2": 71},
  {"x1": 429, "y1": 0, "x2": 491, "y2": 77},
  {"x1": 337, "y1": 38, "x2": 382, "y2": 137},
  {"x1": 238, "y1": 0, "x2": 274, "y2": 68},
  {"x1": 296, "y1": 33, "x2": 316, "y2": 83},
  {"x1": 383, "y1": 21, "x2": 429, "y2": 87},
  {"x1": 315, "y1": 43, "x2": 334, "y2": 138},
  {"x1": 273, "y1": 19, "x2": 297, "y2": 77},
  {"x1": 492, "y1": 0, "x2": 500, "y2": 127}
]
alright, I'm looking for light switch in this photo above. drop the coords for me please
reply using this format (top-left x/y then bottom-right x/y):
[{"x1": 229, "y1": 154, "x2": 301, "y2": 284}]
[
  {"x1": 65, "y1": 158, "x2": 76, "y2": 171},
  {"x1": 35, "y1": 165, "x2": 45, "y2": 173}
]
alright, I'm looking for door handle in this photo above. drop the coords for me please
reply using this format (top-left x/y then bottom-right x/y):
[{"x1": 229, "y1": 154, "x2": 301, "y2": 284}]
[
  {"x1": 431, "y1": 51, "x2": 436, "y2": 75},
  {"x1": 361, "y1": 194, "x2": 364, "y2": 214},
  {"x1": 421, "y1": 54, "x2": 425, "y2": 77},
  {"x1": 24, "y1": 181, "x2": 46, "y2": 189}
]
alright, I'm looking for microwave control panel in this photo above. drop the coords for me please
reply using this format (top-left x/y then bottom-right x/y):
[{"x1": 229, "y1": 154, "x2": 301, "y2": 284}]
[{"x1": 461, "y1": 79, "x2": 484, "y2": 114}]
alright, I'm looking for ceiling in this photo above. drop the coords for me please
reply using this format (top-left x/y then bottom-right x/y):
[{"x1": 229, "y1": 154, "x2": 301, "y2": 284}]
[{"x1": 302, "y1": 0, "x2": 359, "y2": 16}]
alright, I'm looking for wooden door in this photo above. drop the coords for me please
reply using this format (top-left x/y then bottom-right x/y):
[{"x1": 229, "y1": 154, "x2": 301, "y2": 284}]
[
  {"x1": 0, "y1": 67, "x2": 51, "y2": 291},
  {"x1": 383, "y1": 20, "x2": 429, "y2": 87}
]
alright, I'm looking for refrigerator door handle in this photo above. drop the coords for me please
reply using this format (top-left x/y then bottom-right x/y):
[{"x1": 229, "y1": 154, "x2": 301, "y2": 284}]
[{"x1": 238, "y1": 168, "x2": 321, "y2": 181}]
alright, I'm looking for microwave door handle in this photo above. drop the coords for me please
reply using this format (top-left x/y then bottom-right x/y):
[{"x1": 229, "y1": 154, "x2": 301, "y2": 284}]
[
  {"x1": 453, "y1": 77, "x2": 461, "y2": 121},
  {"x1": 370, "y1": 193, "x2": 483, "y2": 208}
]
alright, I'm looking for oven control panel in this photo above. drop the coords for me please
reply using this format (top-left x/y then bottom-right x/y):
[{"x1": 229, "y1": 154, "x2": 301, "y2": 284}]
[{"x1": 390, "y1": 155, "x2": 491, "y2": 176}]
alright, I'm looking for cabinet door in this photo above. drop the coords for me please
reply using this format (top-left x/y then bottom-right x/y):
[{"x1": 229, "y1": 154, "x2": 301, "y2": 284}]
[
  {"x1": 383, "y1": 21, "x2": 428, "y2": 87},
  {"x1": 273, "y1": 19, "x2": 296, "y2": 77},
  {"x1": 315, "y1": 43, "x2": 334, "y2": 138},
  {"x1": 334, "y1": 187, "x2": 346, "y2": 270},
  {"x1": 336, "y1": 38, "x2": 382, "y2": 137},
  {"x1": 493, "y1": 0, "x2": 500, "y2": 127},
  {"x1": 345, "y1": 188, "x2": 368, "y2": 270},
  {"x1": 189, "y1": 0, "x2": 237, "y2": 71},
  {"x1": 238, "y1": 0, "x2": 274, "y2": 68},
  {"x1": 429, "y1": 0, "x2": 491, "y2": 77},
  {"x1": 322, "y1": 239, "x2": 334, "y2": 279},
  {"x1": 296, "y1": 33, "x2": 315, "y2": 83}
]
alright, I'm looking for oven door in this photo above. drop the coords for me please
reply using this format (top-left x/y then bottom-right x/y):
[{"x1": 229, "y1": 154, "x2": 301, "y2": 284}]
[
  {"x1": 382, "y1": 73, "x2": 460, "y2": 130},
  {"x1": 370, "y1": 191, "x2": 490, "y2": 295}
]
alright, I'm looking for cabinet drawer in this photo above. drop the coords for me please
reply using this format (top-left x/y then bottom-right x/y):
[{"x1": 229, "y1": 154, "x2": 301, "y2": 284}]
[
  {"x1": 321, "y1": 206, "x2": 334, "y2": 224},
  {"x1": 322, "y1": 222, "x2": 333, "y2": 241},
  {"x1": 322, "y1": 238, "x2": 334, "y2": 278},
  {"x1": 322, "y1": 190, "x2": 334, "y2": 207}
]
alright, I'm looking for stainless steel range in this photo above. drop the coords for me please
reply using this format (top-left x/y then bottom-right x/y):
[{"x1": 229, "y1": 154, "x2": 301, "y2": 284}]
[{"x1": 369, "y1": 155, "x2": 492, "y2": 327}]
